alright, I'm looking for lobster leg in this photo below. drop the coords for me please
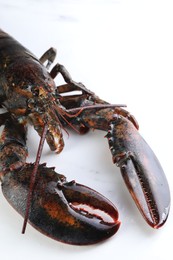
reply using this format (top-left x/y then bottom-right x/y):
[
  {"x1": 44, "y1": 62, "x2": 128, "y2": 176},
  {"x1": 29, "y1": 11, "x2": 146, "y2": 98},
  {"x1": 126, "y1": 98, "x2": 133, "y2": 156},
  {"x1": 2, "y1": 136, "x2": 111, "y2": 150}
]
[
  {"x1": 39, "y1": 47, "x2": 57, "y2": 69},
  {"x1": 50, "y1": 62, "x2": 95, "y2": 96},
  {"x1": 69, "y1": 107, "x2": 170, "y2": 228},
  {"x1": 0, "y1": 115, "x2": 120, "y2": 245},
  {"x1": 39, "y1": 46, "x2": 94, "y2": 96}
]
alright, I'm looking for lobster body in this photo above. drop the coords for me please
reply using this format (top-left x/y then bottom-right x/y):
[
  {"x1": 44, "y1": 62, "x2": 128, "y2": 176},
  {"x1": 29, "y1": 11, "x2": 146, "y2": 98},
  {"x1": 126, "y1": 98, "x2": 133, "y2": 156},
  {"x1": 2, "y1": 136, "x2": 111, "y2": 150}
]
[
  {"x1": 0, "y1": 30, "x2": 54, "y2": 105},
  {"x1": 0, "y1": 30, "x2": 63, "y2": 153},
  {"x1": 0, "y1": 29, "x2": 170, "y2": 245}
]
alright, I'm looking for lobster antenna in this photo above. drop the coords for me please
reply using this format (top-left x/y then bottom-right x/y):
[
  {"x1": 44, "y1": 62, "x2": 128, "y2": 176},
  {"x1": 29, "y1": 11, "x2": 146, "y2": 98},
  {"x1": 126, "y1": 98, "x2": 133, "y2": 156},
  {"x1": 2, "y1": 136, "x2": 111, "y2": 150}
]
[
  {"x1": 22, "y1": 123, "x2": 48, "y2": 234},
  {"x1": 66, "y1": 104, "x2": 127, "y2": 115}
]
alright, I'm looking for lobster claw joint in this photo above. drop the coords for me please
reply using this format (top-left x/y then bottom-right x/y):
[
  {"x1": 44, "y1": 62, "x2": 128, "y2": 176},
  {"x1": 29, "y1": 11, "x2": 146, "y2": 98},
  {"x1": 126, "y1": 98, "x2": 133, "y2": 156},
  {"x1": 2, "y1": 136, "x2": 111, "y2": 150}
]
[{"x1": 1, "y1": 163, "x2": 120, "y2": 245}]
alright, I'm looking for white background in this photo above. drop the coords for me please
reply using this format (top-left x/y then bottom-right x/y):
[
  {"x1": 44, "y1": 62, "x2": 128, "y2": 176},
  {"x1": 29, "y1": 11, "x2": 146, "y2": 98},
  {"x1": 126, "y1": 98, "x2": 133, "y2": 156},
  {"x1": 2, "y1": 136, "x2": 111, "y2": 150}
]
[{"x1": 0, "y1": 0, "x2": 173, "y2": 259}]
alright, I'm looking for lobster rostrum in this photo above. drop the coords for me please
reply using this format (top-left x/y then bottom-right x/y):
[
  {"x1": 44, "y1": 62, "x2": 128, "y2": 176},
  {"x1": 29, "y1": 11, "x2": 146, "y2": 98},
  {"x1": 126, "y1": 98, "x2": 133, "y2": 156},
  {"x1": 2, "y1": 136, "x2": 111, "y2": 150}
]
[{"x1": 0, "y1": 29, "x2": 170, "y2": 245}]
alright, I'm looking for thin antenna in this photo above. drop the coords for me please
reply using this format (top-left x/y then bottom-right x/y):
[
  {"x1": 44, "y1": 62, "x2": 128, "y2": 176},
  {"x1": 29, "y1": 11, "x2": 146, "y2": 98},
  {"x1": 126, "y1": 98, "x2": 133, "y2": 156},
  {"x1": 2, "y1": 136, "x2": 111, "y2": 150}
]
[
  {"x1": 22, "y1": 123, "x2": 48, "y2": 234},
  {"x1": 66, "y1": 104, "x2": 127, "y2": 115}
]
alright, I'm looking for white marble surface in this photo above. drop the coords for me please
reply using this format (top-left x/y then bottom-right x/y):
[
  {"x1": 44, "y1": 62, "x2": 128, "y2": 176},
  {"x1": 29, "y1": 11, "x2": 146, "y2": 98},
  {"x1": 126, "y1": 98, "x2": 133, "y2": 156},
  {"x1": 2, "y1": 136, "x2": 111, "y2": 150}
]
[{"x1": 0, "y1": 0, "x2": 173, "y2": 259}]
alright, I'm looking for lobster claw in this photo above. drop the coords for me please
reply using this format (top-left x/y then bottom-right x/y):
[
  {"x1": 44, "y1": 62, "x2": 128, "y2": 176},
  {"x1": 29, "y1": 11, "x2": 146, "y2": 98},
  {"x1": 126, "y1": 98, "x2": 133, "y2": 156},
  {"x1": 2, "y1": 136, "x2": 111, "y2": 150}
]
[
  {"x1": 107, "y1": 115, "x2": 170, "y2": 229},
  {"x1": 1, "y1": 163, "x2": 120, "y2": 245}
]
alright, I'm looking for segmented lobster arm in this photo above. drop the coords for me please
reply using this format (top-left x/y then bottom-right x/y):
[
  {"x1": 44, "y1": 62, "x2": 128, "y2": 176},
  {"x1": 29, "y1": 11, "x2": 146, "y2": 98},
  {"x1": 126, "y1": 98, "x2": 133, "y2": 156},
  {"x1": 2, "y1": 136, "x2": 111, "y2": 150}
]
[
  {"x1": 0, "y1": 114, "x2": 120, "y2": 245},
  {"x1": 68, "y1": 106, "x2": 170, "y2": 228}
]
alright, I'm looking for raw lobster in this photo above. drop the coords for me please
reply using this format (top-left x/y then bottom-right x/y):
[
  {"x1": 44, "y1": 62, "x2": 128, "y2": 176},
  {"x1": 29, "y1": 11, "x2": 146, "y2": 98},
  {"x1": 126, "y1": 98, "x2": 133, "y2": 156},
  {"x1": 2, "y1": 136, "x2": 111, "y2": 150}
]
[{"x1": 0, "y1": 29, "x2": 170, "y2": 245}]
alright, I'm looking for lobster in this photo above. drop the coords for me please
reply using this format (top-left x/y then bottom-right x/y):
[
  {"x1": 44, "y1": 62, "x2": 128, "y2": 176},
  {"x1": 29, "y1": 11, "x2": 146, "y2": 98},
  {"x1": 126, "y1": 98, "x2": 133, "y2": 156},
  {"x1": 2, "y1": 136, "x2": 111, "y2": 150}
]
[{"x1": 0, "y1": 29, "x2": 170, "y2": 245}]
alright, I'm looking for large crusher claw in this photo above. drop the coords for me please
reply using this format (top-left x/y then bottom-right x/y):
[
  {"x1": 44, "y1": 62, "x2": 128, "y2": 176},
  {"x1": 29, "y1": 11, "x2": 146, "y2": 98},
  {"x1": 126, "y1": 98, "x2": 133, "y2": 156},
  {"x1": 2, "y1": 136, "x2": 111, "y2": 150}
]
[{"x1": 1, "y1": 163, "x2": 120, "y2": 245}]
